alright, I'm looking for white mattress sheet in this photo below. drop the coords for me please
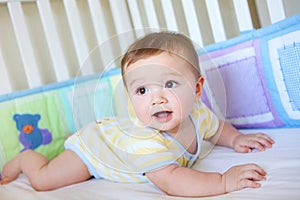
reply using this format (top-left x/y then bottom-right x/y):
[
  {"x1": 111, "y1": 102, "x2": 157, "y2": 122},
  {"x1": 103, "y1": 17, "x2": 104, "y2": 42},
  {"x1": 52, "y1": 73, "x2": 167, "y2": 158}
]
[{"x1": 1, "y1": 128, "x2": 300, "y2": 200}]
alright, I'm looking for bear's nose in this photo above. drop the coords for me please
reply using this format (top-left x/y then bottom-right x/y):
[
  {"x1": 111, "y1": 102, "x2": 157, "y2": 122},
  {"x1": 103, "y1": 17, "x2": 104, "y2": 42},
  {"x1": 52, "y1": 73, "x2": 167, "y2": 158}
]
[{"x1": 22, "y1": 125, "x2": 34, "y2": 134}]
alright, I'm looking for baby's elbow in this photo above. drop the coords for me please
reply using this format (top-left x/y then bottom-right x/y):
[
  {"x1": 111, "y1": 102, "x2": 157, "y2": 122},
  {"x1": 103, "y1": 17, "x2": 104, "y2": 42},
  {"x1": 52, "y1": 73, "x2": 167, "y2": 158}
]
[
  {"x1": 146, "y1": 164, "x2": 187, "y2": 197},
  {"x1": 154, "y1": 177, "x2": 186, "y2": 197},
  {"x1": 161, "y1": 185, "x2": 193, "y2": 198}
]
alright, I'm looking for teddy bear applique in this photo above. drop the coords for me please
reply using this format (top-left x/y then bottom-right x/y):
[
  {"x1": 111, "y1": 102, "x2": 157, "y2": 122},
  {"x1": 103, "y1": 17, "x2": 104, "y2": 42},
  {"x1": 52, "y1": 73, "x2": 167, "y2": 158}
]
[{"x1": 13, "y1": 114, "x2": 52, "y2": 152}]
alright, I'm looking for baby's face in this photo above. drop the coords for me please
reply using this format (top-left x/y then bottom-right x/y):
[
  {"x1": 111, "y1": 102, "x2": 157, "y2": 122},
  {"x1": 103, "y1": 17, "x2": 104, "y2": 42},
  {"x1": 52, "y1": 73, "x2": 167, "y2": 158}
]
[{"x1": 123, "y1": 52, "x2": 203, "y2": 134}]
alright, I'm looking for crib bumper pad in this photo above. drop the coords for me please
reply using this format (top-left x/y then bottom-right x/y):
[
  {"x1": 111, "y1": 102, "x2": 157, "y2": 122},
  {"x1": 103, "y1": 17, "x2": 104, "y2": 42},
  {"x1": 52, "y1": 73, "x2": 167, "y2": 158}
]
[{"x1": 0, "y1": 68, "x2": 125, "y2": 168}]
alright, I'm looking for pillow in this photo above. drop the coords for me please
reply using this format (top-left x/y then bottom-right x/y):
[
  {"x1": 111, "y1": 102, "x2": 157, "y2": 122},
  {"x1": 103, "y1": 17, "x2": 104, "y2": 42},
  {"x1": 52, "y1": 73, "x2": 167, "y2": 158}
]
[{"x1": 200, "y1": 13, "x2": 300, "y2": 128}]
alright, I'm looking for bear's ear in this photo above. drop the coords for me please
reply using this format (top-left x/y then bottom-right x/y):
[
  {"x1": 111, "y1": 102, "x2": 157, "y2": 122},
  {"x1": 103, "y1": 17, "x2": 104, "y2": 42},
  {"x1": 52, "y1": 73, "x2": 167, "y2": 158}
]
[
  {"x1": 13, "y1": 114, "x2": 20, "y2": 121},
  {"x1": 35, "y1": 114, "x2": 41, "y2": 121}
]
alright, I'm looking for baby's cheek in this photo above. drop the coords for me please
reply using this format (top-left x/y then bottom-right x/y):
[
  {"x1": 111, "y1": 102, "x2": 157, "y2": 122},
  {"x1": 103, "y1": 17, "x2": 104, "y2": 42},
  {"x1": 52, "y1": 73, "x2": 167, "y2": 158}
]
[
  {"x1": 138, "y1": 110, "x2": 151, "y2": 123},
  {"x1": 132, "y1": 105, "x2": 148, "y2": 122}
]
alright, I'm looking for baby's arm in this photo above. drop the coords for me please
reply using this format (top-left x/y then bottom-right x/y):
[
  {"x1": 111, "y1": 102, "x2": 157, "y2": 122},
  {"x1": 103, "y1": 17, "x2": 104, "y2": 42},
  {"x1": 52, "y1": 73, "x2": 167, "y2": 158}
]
[
  {"x1": 146, "y1": 120, "x2": 273, "y2": 197},
  {"x1": 146, "y1": 163, "x2": 266, "y2": 197},
  {"x1": 0, "y1": 150, "x2": 91, "y2": 191},
  {"x1": 209, "y1": 120, "x2": 275, "y2": 153}
]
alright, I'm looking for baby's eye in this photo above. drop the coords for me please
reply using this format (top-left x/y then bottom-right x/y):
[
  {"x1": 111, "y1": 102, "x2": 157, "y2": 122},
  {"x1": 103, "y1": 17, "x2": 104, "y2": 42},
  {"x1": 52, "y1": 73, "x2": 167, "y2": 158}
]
[
  {"x1": 136, "y1": 87, "x2": 149, "y2": 95},
  {"x1": 165, "y1": 80, "x2": 178, "y2": 88}
]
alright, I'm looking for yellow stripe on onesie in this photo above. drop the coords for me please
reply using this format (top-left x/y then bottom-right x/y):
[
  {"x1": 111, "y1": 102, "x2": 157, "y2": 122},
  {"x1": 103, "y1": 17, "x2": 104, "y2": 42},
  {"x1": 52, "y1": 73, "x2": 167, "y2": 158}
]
[{"x1": 64, "y1": 102, "x2": 219, "y2": 183}]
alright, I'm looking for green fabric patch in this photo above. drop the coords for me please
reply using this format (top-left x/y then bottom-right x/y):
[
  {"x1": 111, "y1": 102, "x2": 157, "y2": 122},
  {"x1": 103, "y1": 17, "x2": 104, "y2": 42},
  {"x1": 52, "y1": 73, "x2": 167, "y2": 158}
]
[
  {"x1": 0, "y1": 91, "x2": 68, "y2": 168},
  {"x1": 0, "y1": 68, "x2": 124, "y2": 171}
]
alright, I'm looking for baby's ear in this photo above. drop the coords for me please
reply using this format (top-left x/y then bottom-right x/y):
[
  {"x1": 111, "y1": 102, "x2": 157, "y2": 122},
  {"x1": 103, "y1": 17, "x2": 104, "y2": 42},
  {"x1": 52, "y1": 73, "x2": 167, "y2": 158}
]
[{"x1": 195, "y1": 76, "x2": 205, "y2": 99}]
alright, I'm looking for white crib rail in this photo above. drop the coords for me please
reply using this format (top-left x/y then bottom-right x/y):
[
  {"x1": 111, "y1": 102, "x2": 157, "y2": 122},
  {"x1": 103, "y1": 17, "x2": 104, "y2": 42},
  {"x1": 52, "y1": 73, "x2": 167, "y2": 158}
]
[{"x1": 0, "y1": 0, "x2": 299, "y2": 95}]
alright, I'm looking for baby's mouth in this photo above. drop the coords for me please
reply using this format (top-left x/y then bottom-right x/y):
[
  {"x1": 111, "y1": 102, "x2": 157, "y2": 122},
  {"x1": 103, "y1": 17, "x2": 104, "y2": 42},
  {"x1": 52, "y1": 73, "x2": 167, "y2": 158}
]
[{"x1": 152, "y1": 111, "x2": 173, "y2": 121}]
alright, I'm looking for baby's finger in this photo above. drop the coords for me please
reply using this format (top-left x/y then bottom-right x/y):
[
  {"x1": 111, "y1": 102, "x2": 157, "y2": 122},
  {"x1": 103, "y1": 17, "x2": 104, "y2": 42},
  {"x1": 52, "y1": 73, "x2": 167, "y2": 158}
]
[
  {"x1": 253, "y1": 142, "x2": 265, "y2": 151},
  {"x1": 246, "y1": 140, "x2": 266, "y2": 152},
  {"x1": 243, "y1": 164, "x2": 266, "y2": 176},
  {"x1": 239, "y1": 178, "x2": 261, "y2": 189},
  {"x1": 242, "y1": 169, "x2": 266, "y2": 181},
  {"x1": 256, "y1": 133, "x2": 275, "y2": 147},
  {"x1": 235, "y1": 145, "x2": 252, "y2": 153}
]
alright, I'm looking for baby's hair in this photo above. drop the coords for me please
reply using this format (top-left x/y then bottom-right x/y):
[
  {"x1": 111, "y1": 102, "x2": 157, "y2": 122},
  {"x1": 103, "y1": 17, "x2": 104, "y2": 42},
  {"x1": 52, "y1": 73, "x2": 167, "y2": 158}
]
[{"x1": 121, "y1": 32, "x2": 200, "y2": 77}]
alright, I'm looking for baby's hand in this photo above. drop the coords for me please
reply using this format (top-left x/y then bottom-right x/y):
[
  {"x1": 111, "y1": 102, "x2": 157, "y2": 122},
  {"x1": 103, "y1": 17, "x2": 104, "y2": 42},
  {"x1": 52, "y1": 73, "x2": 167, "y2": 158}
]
[
  {"x1": 222, "y1": 163, "x2": 266, "y2": 193},
  {"x1": 233, "y1": 133, "x2": 274, "y2": 153}
]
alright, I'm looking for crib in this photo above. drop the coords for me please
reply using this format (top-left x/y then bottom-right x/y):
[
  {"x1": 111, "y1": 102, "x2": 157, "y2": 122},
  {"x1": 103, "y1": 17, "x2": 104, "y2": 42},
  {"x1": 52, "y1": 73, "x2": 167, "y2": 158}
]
[
  {"x1": 1, "y1": 1, "x2": 300, "y2": 199},
  {"x1": 0, "y1": 0, "x2": 299, "y2": 94}
]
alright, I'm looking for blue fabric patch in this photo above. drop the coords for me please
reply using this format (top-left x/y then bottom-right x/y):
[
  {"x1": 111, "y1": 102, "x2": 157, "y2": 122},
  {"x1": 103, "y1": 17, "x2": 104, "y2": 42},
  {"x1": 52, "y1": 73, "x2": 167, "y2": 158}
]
[{"x1": 278, "y1": 42, "x2": 300, "y2": 111}]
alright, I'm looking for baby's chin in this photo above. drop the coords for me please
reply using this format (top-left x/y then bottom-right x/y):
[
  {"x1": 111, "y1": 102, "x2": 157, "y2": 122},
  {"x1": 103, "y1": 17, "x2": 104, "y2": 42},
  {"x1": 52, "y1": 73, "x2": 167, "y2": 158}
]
[
  {"x1": 146, "y1": 123, "x2": 179, "y2": 134},
  {"x1": 135, "y1": 116, "x2": 179, "y2": 133}
]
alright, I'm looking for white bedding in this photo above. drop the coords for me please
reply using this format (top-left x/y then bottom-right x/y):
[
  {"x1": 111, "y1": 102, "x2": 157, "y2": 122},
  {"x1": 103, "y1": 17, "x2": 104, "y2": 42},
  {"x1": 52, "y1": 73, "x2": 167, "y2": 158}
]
[{"x1": 1, "y1": 128, "x2": 300, "y2": 200}]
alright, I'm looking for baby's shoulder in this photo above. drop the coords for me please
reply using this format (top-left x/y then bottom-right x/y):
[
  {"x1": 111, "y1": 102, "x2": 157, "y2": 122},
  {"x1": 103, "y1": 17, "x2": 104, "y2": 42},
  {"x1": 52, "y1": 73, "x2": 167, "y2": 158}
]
[{"x1": 191, "y1": 102, "x2": 211, "y2": 118}]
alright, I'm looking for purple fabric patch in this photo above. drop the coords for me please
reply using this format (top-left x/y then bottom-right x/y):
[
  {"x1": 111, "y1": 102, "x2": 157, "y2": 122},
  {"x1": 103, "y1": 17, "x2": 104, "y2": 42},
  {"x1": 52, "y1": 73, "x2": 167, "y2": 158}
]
[
  {"x1": 201, "y1": 86, "x2": 212, "y2": 110},
  {"x1": 202, "y1": 39, "x2": 284, "y2": 128},
  {"x1": 206, "y1": 57, "x2": 270, "y2": 118}
]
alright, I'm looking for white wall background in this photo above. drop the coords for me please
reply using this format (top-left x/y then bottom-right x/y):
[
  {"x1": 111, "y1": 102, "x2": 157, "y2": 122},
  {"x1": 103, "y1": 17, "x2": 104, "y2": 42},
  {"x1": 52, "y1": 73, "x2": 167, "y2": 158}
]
[{"x1": 0, "y1": 0, "x2": 299, "y2": 95}]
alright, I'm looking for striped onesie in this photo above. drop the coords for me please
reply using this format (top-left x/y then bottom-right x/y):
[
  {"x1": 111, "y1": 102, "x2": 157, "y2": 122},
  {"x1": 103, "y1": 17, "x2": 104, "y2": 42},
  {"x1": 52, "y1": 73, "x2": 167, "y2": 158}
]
[{"x1": 64, "y1": 102, "x2": 219, "y2": 183}]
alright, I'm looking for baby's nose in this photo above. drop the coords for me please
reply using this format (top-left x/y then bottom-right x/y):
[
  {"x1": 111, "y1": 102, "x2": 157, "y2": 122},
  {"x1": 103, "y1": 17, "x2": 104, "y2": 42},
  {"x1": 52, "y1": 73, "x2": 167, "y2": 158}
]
[{"x1": 151, "y1": 92, "x2": 168, "y2": 105}]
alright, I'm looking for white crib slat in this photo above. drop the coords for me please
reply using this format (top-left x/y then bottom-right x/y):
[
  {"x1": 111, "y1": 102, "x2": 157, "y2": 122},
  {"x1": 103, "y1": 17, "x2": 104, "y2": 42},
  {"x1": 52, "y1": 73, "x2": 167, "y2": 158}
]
[
  {"x1": 37, "y1": 0, "x2": 70, "y2": 81},
  {"x1": 63, "y1": 0, "x2": 94, "y2": 75},
  {"x1": 87, "y1": 0, "x2": 116, "y2": 69},
  {"x1": 109, "y1": 0, "x2": 134, "y2": 53},
  {"x1": 109, "y1": 0, "x2": 133, "y2": 32},
  {"x1": 205, "y1": 0, "x2": 226, "y2": 42},
  {"x1": 87, "y1": 0, "x2": 110, "y2": 41},
  {"x1": 266, "y1": 0, "x2": 286, "y2": 23},
  {"x1": 161, "y1": 0, "x2": 178, "y2": 31},
  {"x1": 127, "y1": 0, "x2": 145, "y2": 37},
  {"x1": 181, "y1": 0, "x2": 204, "y2": 47},
  {"x1": 142, "y1": 0, "x2": 160, "y2": 29},
  {"x1": 0, "y1": 48, "x2": 12, "y2": 95},
  {"x1": 7, "y1": 2, "x2": 41, "y2": 88},
  {"x1": 233, "y1": 0, "x2": 253, "y2": 32}
]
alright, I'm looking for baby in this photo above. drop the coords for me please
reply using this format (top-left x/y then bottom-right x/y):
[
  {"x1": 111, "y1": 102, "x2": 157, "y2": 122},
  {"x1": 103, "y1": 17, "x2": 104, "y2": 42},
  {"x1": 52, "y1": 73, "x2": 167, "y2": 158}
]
[{"x1": 0, "y1": 32, "x2": 274, "y2": 197}]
